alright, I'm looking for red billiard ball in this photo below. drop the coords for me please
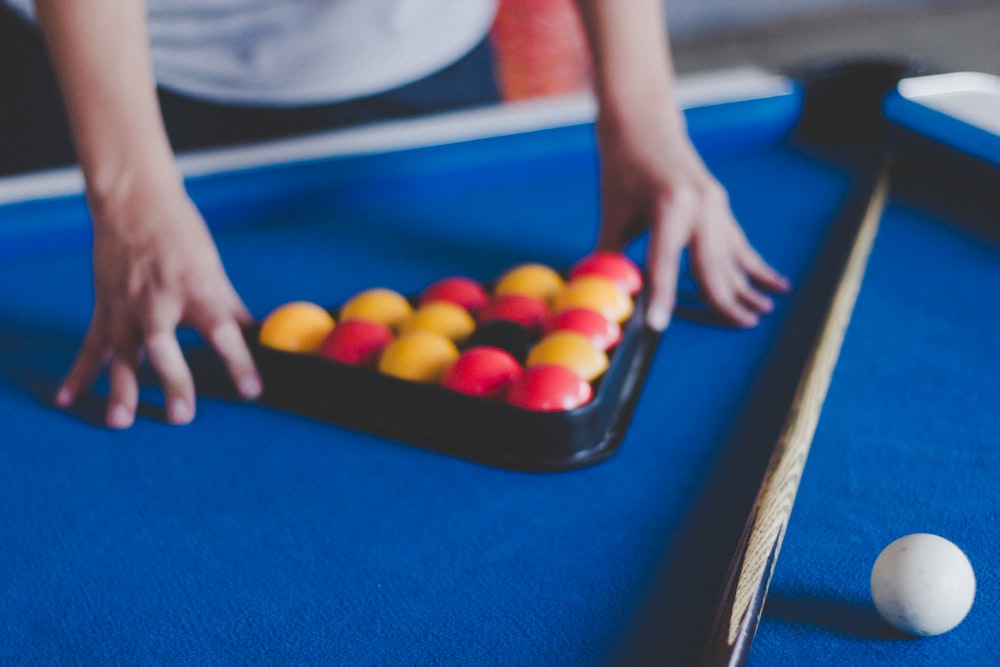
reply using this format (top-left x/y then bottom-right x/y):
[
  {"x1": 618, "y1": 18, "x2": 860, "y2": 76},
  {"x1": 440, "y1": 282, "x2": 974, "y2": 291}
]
[
  {"x1": 546, "y1": 307, "x2": 621, "y2": 352},
  {"x1": 442, "y1": 346, "x2": 523, "y2": 399},
  {"x1": 480, "y1": 294, "x2": 549, "y2": 331},
  {"x1": 569, "y1": 251, "x2": 644, "y2": 296},
  {"x1": 506, "y1": 364, "x2": 592, "y2": 411},
  {"x1": 318, "y1": 319, "x2": 393, "y2": 366},
  {"x1": 420, "y1": 276, "x2": 489, "y2": 316}
]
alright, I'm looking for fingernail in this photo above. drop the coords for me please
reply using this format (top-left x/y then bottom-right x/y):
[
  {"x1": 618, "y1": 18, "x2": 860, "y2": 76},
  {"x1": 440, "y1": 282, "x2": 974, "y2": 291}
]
[
  {"x1": 107, "y1": 404, "x2": 133, "y2": 429},
  {"x1": 167, "y1": 397, "x2": 193, "y2": 425},
  {"x1": 238, "y1": 373, "x2": 263, "y2": 400},
  {"x1": 646, "y1": 307, "x2": 670, "y2": 332},
  {"x1": 55, "y1": 386, "x2": 73, "y2": 408}
]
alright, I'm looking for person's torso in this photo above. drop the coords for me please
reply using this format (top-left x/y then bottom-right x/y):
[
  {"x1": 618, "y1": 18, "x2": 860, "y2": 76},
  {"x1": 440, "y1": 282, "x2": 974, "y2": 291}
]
[{"x1": 6, "y1": 0, "x2": 498, "y2": 106}]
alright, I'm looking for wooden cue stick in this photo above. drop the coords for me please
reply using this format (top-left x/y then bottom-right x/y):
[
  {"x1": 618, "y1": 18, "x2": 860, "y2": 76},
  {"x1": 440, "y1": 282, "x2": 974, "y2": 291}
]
[{"x1": 701, "y1": 165, "x2": 891, "y2": 667}]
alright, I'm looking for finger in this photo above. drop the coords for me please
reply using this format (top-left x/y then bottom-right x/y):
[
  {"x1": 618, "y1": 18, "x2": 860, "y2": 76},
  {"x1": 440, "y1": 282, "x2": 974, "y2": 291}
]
[
  {"x1": 738, "y1": 241, "x2": 791, "y2": 293},
  {"x1": 56, "y1": 317, "x2": 111, "y2": 408},
  {"x1": 692, "y1": 242, "x2": 760, "y2": 328},
  {"x1": 230, "y1": 299, "x2": 255, "y2": 327},
  {"x1": 206, "y1": 319, "x2": 262, "y2": 400},
  {"x1": 188, "y1": 290, "x2": 262, "y2": 400},
  {"x1": 732, "y1": 270, "x2": 775, "y2": 315},
  {"x1": 106, "y1": 334, "x2": 141, "y2": 430},
  {"x1": 645, "y1": 199, "x2": 693, "y2": 331},
  {"x1": 145, "y1": 330, "x2": 196, "y2": 425},
  {"x1": 713, "y1": 290, "x2": 760, "y2": 328},
  {"x1": 704, "y1": 271, "x2": 761, "y2": 328}
]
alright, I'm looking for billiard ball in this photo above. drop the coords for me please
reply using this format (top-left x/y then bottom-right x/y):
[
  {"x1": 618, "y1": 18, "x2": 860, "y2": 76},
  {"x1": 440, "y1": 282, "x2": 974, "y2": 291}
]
[
  {"x1": 377, "y1": 330, "x2": 460, "y2": 383},
  {"x1": 442, "y1": 346, "x2": 522, "y2": 399},
  {"x1": 494, "y1": 263, "x2": 565, "y2": 305},
  {"x1": 318, "y1": 319, "x2": 393, "y2": 366},
  {"x1": 526, "y1": 331, "x2": 608, "y2": 382},
  {"x1": 339, "y1": 288, "x2": 413, "y2": 331},
  {"x1": 259, "y1": 301, "x2": 336, "y2": 353},
  {"x1": 546, "y1": 307, "x2": 621, "y2": 352},
  {"x1": 553, "y1": 275, "x2": 634, "y2": 324},
  {"x1": 401, "y1": 301, "x2": 476, "y2": 343},
  {"x1": 569, "y1": 251, "x2": 644, "y2": 296},
  {"x1": 870, "y1": 533, "x2": 976, "y2": 636},
  {"x1": 480, "y1": 293, "x2": 550, "y2": 331},
  {"x1": 420, "y1": 276, "x2": 489, "y2": 315},
  {"x1": 506, "y1": 364, "x2": 592, "y2": 411}
]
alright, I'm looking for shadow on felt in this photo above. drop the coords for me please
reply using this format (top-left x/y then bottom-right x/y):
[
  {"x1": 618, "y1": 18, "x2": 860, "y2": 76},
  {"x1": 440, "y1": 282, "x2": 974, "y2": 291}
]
[
  {"x1": 762, "y1": 587, "x2": 910, "y2": 640},
  {"x1": 0, "y1": 312, "x2": 244, "y2": 427}
]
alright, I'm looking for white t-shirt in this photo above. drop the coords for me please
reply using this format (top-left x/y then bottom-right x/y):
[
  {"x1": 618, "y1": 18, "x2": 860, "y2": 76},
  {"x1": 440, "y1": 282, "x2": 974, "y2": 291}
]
[{"x1": 6, "y1": 0, "x2": 498, "y2": 106}]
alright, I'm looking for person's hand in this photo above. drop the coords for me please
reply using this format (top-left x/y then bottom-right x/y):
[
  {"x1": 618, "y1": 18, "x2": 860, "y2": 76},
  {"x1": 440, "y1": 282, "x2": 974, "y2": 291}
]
[
  {"x1": 54, "y1": 178, "x2": 262, "y2": 428},
  {"x1": 595, "y1": 103, "x2": 790, "y2": 331}
]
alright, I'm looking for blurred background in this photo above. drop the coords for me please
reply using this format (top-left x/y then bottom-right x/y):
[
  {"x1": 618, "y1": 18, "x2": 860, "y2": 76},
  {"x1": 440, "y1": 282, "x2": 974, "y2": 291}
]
[
  {"x1": 491, "y1": 0, "x2": 999, "y2": 101},
  {"x1": 667, "y1": 0, "x2": 999, "y2": 77}
]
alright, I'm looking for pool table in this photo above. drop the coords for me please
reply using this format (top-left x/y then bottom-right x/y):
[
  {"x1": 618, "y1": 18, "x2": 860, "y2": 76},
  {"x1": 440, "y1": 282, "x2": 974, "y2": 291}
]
[{"x1": 1, "y1": 63, "x2": 997, "y2": 665}]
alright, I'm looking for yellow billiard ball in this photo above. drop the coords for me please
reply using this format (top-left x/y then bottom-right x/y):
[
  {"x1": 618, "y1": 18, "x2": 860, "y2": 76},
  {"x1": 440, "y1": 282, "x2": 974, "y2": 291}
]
[
  {"x1": 553, "y1": 275, "x2": 633, "y2": 324},
  {"x1": 339, "y1": 288, "x2": 413, "y2": 331},
  {"x1": 401, "y1": 301, "x2": 476, "y2": 343},
  {"x1": 526, "y1": 331, "x2": 608, "y2": 382},
  {"x1": 258, "y1": 301, "x2": 336, "y2": 353},
  {"x1": 495, "y1": 263, "x2": 565, "y2": 305},
  {"x1": 378, "y1": 331, "x2": 460, "y2": 383}
]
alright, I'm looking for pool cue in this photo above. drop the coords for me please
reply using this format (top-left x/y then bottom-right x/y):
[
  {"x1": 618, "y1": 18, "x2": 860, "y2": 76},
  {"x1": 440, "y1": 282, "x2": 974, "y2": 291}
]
[{"x1": 700, "y1": 163, "x2": 891, "y2": 667}]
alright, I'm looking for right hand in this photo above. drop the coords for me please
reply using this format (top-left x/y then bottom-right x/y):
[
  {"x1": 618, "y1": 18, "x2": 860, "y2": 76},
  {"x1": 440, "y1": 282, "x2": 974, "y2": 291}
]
[
  {"x1": 594, "y1": 105, "x2": 790, "y2": 331},
  {"x1": 55, "y1": 177, "x2": 262, "y2": 428}
]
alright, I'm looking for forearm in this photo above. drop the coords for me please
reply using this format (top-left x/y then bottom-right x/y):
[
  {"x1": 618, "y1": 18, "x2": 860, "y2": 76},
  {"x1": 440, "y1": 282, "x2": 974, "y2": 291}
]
[
  {"x1": 34, "y1": 0, "x2": 180, "y2": 215},
  {"x1": 573, "y1": 0, "x2": 683, "y2": 129},
  {"x1": 572, "y1": 1, "x2": 788, "y2": 330}
]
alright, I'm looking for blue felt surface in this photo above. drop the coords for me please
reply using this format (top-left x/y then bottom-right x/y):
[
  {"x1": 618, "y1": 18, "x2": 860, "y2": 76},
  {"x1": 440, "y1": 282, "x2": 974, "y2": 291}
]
[
  {"x1": 2, "y1": 94, "x2": 996, "y2": 664},
  {"x1": 0, "y1": 107, "x2": 846, "y2": 665},
  {"x1": 750, "y1": 202, "x2": 1000, "y2": 665}
]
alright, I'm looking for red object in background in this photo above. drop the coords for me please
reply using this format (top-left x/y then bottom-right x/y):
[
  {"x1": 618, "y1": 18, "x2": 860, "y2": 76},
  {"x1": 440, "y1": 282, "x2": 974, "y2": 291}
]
[{"x1": 490, "y1": 0, "x2": 592, "y2": 101}]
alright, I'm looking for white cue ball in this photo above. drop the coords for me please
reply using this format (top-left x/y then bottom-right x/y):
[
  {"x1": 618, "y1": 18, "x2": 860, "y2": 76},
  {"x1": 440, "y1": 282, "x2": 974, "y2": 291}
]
[{"x1": 870, "y1": 533, "x2": 976, "y2": 636}]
